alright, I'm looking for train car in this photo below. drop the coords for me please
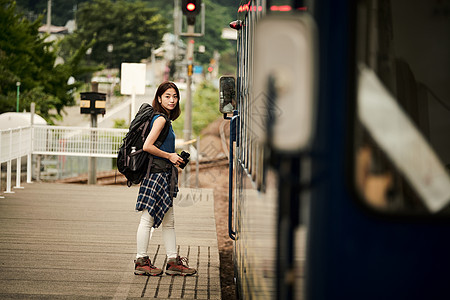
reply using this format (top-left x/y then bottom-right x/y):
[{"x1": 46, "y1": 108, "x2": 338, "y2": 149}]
[{"x1": 219, "y1": 0, "x2": 450, "y2": 299}]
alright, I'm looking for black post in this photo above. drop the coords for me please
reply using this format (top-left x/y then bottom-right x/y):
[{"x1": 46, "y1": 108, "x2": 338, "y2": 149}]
[
  {"x1": 88, "y1": 82, "x2": 98, "y2": 185},
  {"x1": 276, "y1": 155, "x2": 301, "y2": 300}
]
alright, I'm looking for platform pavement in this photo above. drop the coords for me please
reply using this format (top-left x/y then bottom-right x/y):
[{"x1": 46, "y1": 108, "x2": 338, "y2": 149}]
[{"x1": 0, "y1": 183, "x2": 221, "y2": 299}]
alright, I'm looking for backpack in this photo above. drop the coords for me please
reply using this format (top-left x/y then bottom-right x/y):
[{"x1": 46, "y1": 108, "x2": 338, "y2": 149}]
[{"x1": 117, "y1": 103, "x2": 170, "y2": 187}]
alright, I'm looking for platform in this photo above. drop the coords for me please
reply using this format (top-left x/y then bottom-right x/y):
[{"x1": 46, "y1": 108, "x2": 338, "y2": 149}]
[{"x1": 0, "y1": 183, "x2": 220, "y2": 299}]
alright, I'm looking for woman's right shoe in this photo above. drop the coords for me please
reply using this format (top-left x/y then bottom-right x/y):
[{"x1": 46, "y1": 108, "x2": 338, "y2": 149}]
[
  {"x1": 165, "y1": 256, "x2": 197, "y2": 276},
  {"x1": 134, "y1": 256, "x2": 163, "y2": 276}
]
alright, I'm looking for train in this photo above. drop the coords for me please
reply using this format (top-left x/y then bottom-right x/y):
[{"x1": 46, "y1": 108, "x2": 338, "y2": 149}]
[{"x1": 218, "y1": 0, "x2": 450, "y2": 299}]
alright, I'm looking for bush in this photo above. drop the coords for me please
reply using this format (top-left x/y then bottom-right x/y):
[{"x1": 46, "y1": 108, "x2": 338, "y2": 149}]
[
  {"x1": 113, "y1": 118, "x2": 128, "y2": 129},
  {"x1": 172, "y1": 81, "x2": 221, "y2": 139}
]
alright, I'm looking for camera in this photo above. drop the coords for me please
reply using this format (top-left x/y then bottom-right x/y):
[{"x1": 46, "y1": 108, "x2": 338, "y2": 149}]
[{"x1": 178, "y1": 151, "x2": 190, "y2": 169}]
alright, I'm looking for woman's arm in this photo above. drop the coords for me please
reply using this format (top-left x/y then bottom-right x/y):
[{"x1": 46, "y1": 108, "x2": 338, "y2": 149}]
[{"x1": 143, "y1": 116, "x2": 183, "y2": 166}]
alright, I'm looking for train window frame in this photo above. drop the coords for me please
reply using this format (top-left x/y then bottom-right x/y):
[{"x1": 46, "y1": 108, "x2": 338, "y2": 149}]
[
  {"x1": 234, "y1": 1, "x2": 268, "y2": 190},
  {"x1": 235, "y1": 2, "x2": 318, "y2": 191},
  {"x1": 249, "y1": 4, "x2": 256, "y2": 178},
  {"x1": 238, "y1": 23, "x2": 244, "y2": 164},
  {"x1": 240, "y1": 15, "x2": 247, "y2": 167},
  {"x1": 353, "y1": 0, "x2": 450, "y2": 217}
]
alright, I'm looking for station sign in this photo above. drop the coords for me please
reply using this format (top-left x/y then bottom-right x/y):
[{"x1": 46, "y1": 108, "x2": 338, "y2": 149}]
[{"x1": 80, "y1": 92, "x2": 106, "y2": 115}]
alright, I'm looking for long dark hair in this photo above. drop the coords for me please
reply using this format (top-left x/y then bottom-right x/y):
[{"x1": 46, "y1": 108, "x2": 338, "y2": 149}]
[{"x1": 152, "y1": 81, "x2": 181, "y2": 121}]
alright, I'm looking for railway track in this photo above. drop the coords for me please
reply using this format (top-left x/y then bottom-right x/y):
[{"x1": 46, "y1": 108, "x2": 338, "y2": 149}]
[{"x1": 54, "y1": 157, "x2": 229, "y2": 185}]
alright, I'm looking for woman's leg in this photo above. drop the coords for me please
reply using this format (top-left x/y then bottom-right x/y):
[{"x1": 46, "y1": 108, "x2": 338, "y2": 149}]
[
  {"x1": 161, "y1": 207, "x2": 196, "y2": 276},
  {"x1": 136, "y1": 210, "x2": 154, "y2": 259},
  {"x1": 161, "y1": 207, "x2": 177, "y2": 259}
]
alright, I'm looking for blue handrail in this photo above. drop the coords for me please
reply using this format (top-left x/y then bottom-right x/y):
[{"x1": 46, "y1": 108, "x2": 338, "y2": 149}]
[{"x1": 228, "y1": 112, "x2": 238, "y2": 240}]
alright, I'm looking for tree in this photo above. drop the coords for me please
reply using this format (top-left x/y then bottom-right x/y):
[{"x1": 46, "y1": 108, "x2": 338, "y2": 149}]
[
  {"x1": 15, "y1": 0, "x2": 87, "y2": 26},
  {"x1": 0, "y1": 0, "x2": 89, "y2": 122},
  {"x1": 172, "y1": 80, "x2": 221, "y2": 137},
  {"x1": 61, "y1": 0, "x2": 169, "y2": 70},
  {"x1": 14, "y1": 0, "x2": 240, "y2": 78}
]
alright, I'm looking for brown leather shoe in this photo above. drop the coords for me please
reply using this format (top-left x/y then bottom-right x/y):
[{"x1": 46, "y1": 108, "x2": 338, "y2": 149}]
[
  {"x1": 134, "y1": 256, "x2": 162, "y2": 276},
  {"x1": 166, "y1": 256, "x2": 197, "y2": 276}
]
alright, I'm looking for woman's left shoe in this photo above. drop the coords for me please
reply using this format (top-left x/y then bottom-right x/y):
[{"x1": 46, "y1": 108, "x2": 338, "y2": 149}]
[{"x1": 165, "y1": 256, "x2": 197, "y2": 276}]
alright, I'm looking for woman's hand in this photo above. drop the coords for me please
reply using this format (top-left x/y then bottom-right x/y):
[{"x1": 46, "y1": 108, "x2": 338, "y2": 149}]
[{"x1": 168, "y1": 153, "x2": 184, "y2": 166}]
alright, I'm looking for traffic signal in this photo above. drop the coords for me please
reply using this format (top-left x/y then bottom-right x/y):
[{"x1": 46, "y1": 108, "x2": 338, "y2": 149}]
[{"x1": 182, "y1": 0, "x2": 201, "y2": 25}]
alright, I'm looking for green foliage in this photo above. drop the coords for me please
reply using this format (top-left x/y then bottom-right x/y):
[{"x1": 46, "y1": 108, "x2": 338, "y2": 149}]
[
  {"x1": 57, "y1": 37, "x2": 102, "y2": 84},
  {"x1": 19, "y1": 87, "x2": 62, "y2": 121},
  {"x1": 15, "y1": 0, "x2": 88, "y2": 26},
  {"x1": 172, "y1": 81, "x2": 221, "y2": 138},
  {"x1": 113, "y1": 118, "x2": 129, "y2": 129},
  {"x1": 0, "y1": 0, "x2": 89, "y2": 123},
  {"x1": 174, "y1": 0, "x2": 238, "y2": 77},
  {"x1": 61, "y1": 0, "x2": 169, "y2": 70},
  {"x1": 191, "y1": 0, "x2": 235, "y2": 66},
  {"x1": 191, "y1": 81, "x2": 222, "y2": 135},
  {"x1": 146, "y1": 0, "x2": 174, "y2": 20},
  {"x1": 15, "y1": 0, "x2": 240, "y2": 79},
  {"x1": 219, "y1": 47, "x2": 237, "y2": 76}
]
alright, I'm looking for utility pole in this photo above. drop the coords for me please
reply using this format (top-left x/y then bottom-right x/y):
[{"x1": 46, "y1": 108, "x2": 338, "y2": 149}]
[
  {"x1": 173, "y1": 0, "x2": 180, "y2": 79},
  {"x1": 88, "y1": 82, "x2": 98, "y2": 185},
  {"x1": 80, "y1": 85, "x2": 106, "y2": 185},
  {"x1": 183, "y1": 26, "x2": 195, "y2": 186},
  {"x1": 16, "y1": 82, "x2": 20, "y2": 112},
  {"x1": 46, "y1": 0, "x2": 51, "y2": 34},
  {"x1": 180, "y1": 0, "x2": 202, "y2": 186}
]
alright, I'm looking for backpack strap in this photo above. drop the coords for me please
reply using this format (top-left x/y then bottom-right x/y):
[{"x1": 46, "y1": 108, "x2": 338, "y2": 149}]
[
  {"x1": 141, "y1": 120, "x2": 150, "y2": 139},
  {"x1": 153, "y1": 114, "x2": 170, "y2": 148},
  {"x1": 146, "y1": 114, "x2": 171, "y2": 176},
  {"x1": 169, "y1": 165, "x2": 178, "y2": 199},
  {"x1": 146, "y1": 155, "x2": 154, "y2": 178}
]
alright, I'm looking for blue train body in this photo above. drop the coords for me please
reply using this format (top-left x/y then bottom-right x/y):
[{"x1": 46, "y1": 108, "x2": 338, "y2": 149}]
[{"x1": 221, "y1": 0, "x2": 450, "y2": 299}]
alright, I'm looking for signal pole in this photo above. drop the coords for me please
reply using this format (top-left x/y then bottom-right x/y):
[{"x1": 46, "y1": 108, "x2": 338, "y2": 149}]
[
  {"x1": 173, "y1": 0, "x2": 180, "y2": 79},
  {"x1": 183, "y1": 26, "x2": 194, "y2": 186},
  {"x1": 180, "y1": 0, "x2": 203, "y2": 186},
  {"x1": 185, "y1": 30, "x2": 195, "y2": 144},
  {"x1": 46, "y1": 0, "x2": 51, "y2": 33}
]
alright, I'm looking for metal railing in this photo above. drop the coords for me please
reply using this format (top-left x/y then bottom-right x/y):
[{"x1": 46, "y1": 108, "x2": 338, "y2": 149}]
[
  {"x1": 1, "y1": 124, "x2": 202, "y2": 196},
  {"x1": 0, "y1": 126, "x2": 33, "y2": 194},
  {"x1": 1, "y1": 125, "x2": 128, "y2": 196},
  {"x1": 32, "y1": 125, "x2": 127, "y2": 158}
]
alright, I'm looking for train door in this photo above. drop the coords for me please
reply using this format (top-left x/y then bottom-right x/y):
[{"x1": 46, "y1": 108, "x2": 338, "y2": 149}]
[{"x1": 307, "y1": 0, "x2": 450, "y2": 299}]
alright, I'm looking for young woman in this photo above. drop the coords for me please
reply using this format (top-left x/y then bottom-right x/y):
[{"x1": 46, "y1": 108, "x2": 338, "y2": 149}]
[{"x1": 134, "y1": 81, "x2": 196, "y2": 276}]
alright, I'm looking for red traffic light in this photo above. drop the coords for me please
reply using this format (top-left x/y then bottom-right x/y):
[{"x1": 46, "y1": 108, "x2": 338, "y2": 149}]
[
  {"x1": 186, "y1": 3, "x2": 196, "y2": 11},
  {"x1": 182, "y1": 0, "x2": 201, "y2": 15},
  {"x1": 182, "y1": 0, "x2": 201, "y2": 25}
]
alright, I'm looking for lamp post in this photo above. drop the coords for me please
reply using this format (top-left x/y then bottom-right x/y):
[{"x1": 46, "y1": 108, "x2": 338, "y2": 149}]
[
  {"x1": 107, "y1": 44, "x2": 113, "y2": 68},
  {"x1": 86, "y1": 47, "x2": 92, "y2": 60},
  {"x1": 85, "y1": 48, "x2": 92, "y2": 84},
  {"x1": 16, "y1": 82, "x2": 20, "y2": 112}
]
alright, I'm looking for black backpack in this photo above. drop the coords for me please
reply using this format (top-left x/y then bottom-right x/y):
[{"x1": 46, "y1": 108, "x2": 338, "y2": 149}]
[{"x1": 117, "y1": 103, "x2": 169, "y2": 187}]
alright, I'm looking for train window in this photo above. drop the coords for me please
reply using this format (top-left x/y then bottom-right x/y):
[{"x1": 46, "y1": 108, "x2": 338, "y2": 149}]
[
  {"x1": 249, "y1": 7, "x2": 257, "y2": 177},
  {"x1": 252, "y1": 14, "x2": 317, "y2": 152},
  {"x1": 219, "y1": 76, "x2": 236, "y2": 114},
  {"x1": 233, "y1": 5, "x2": 269, "y2": 189},
  {"x1": 245, "y1": 16, "x2": 250, "y2": 168},
  {"x1": 354, "y1": 0, "x2": 450, "y2": 215}
]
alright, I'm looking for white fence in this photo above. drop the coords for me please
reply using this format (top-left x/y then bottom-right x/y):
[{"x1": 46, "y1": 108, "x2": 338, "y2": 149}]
[
  {"x1": 0, "y1": 125, "x2": 127, "y2": 196},
  {"x1": 0, "y1": 126, "x2": 33, "y2": 194},
  {"x1": 33, "y1": 125, "x2": 127, "y2": 158}
]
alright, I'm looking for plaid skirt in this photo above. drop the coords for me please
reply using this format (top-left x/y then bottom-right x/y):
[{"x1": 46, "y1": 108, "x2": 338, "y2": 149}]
[{"x1": 136, "y1": 171, "x2": 178, "y2": 228}]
